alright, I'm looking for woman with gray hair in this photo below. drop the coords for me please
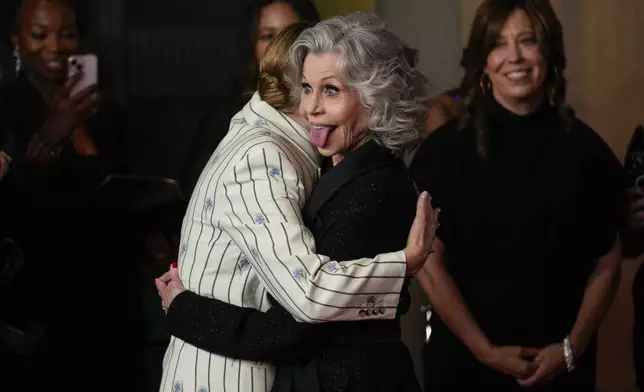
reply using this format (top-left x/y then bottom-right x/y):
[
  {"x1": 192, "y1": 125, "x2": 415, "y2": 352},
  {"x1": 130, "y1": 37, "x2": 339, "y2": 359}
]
[{"x1": 156, "y1": 12, "x2": 431, "y2": 392}]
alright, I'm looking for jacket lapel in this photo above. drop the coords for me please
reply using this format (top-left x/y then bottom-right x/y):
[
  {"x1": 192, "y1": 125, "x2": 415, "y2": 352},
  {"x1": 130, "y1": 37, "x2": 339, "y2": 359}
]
[{"x1": 303, "y1": 141, "x2": 396, "y2": 230}]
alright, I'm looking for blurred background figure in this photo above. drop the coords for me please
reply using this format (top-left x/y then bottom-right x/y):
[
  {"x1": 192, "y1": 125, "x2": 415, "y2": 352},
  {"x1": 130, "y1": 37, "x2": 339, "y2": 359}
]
[
  {"x1": 179, "y1": 0, "x2": 319, "y2": 197},
  {"x1": 425, "y1": 88, "x2": 461, "y2": 133},
  {"x1": 244, "y1": 0, "x2": 320, "y2": 93},
  {"x1": 410, "y1": 1, "x2": 624, "y2": 391},
  {"x1": 633, "y1": 258, "x2": 644, "y2": 392},
  {"x1": 0, "y1": 0, "x2": 142, "y2": 391},
  {"x1": 623, "y1": 124, "x2": 644, "y2": 392}
]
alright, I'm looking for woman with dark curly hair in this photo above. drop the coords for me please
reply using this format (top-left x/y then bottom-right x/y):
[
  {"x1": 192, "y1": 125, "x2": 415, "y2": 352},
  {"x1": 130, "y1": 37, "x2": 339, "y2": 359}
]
[{"x1": 410, "y1": 1, "x2": 624, "y2": 391}]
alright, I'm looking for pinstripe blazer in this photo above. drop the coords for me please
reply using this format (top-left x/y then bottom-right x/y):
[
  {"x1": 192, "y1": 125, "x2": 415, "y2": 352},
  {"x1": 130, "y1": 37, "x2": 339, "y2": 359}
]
[{"x1": 160, "y1": 93, "x2": 407, "y2": 392}]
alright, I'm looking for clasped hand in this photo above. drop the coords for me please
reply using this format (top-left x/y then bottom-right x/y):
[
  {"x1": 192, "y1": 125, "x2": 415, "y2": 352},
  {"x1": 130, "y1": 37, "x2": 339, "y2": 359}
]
[
  {"x1": 485, "y1": 343, "x2": 568, "y2": 387},
  {"x1": 155, "y1": 263, "x2": 186, "y2": 312}
]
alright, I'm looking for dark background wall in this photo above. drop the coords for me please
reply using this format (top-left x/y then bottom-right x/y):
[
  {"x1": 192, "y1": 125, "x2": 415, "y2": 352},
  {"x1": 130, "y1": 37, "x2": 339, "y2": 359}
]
[{"x1": 95, "y1": 0, "x2": 257, "y2": 194}]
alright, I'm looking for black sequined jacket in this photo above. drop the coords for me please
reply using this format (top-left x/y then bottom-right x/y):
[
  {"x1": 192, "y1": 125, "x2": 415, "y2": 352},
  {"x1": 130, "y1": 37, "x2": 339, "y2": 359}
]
[{"x1": 166, "y1": 140, "x2": 421, "y2": 391}]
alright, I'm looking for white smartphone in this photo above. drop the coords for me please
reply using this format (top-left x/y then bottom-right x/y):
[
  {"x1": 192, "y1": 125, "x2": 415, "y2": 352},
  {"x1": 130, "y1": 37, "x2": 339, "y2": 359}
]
[{"x1": 67, "y1": 54, "x2": 98, "y2": 97}]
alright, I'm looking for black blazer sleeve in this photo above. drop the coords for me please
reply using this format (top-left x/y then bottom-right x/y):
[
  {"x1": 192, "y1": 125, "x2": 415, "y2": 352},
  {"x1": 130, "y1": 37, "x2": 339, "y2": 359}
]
[{"x1": 165, "y1": 290, "x2": 320, "y2": 364}]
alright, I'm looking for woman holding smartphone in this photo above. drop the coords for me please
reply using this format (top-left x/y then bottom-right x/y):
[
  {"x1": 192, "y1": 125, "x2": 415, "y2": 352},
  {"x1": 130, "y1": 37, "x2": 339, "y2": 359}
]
[{"x1": 0, "y1": 1, "x2": 136, "y2": 391}]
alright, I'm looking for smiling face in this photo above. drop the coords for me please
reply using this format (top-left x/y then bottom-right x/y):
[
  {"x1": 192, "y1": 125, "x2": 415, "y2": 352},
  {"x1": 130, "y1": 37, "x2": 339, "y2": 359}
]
[
  {"x1": 485, "y1": 9, "x2": 547, "y2": 112},
  {"x1": 12, "y1": 0, "x2": 79, "y2": 82},
  {"x1": 299, "y1": 52, "x2": 369, "y2": 158}
]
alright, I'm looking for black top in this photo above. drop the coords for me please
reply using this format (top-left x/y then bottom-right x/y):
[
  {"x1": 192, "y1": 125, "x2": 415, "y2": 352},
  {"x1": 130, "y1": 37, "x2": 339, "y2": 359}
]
[
  {"x1": 409, "y1": 96, "x2": 624, "y2": 388},
  {"x1": 0, "y1": 72, "x2": 129, "y2": 263},
  {"x1": 166, "y1": 140, "x2": 420, "y2": 391},
  {"x1": 0, "y1": 72, "x2": 127, "y2": 208}
]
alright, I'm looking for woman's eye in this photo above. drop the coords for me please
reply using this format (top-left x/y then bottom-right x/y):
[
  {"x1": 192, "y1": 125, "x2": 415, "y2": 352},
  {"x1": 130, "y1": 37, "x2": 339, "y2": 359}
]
[
  {"x1": 520, "y1": 37, "x2": 537, "y2": 45},
  {"x1": 324, "y1": 85, "x2": 339, "y2": 96}
]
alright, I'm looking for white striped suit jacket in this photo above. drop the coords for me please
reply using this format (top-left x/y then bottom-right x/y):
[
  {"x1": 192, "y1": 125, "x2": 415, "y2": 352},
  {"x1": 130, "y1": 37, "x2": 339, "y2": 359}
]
[{"x1": 160, "y1": 93, "x2": 407, "y2": 392}]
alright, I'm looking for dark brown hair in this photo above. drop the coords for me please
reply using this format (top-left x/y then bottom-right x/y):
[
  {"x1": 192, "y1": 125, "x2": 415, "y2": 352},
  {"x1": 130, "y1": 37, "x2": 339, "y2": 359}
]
[
  {"x1": 459, "y1": 0, "x2": 573, "y2": 155},
  {"x1": 242, "y1": 0, "x2": 320, "y2": 95},
  {"x1": 257, "y1": 22, "x2": 311, "y2": 111}
]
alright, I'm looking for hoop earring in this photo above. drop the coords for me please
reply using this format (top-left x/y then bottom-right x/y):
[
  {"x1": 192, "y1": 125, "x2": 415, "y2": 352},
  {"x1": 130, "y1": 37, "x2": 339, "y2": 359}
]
[
  {"x1": 479, "y1": 74, "x2": 491, "y2": 94},
  {"x1": 13, "y1": 47, "x2": 21, "y2": 75}
]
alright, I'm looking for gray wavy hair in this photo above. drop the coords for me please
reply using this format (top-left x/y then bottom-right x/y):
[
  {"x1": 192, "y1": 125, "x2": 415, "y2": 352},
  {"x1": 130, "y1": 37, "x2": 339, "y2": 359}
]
[{"x1": 289, "y1": 12, "x2": 431, "y2": 155}]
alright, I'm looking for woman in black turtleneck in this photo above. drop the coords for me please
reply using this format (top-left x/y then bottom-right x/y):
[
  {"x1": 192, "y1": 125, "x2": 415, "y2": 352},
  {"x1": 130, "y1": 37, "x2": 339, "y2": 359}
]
[{"x1": 409, "y1": 1, "x2": 624, "y2": 391}]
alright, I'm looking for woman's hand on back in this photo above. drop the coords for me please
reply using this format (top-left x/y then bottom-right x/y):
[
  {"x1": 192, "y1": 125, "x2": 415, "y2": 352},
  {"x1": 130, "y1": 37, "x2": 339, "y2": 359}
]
[{"x1": 404, "y1": 191, "x2": 440, "y2": 276}]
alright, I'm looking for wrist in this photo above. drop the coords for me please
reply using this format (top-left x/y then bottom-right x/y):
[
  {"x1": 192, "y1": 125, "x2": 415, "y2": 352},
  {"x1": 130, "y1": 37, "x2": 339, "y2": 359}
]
[
  {"x1": 403, "y1": 249, "x2": 434, "y2": 276},
  {"x1": 172, "y1": 288, "x2": 186, "y2": 302},
  {"x1": 569, "y1": 333, "x2": 586, "y2": 360},
  {"x1": 35, "y1": 131, "x2": 63, "y2": 149},
  {"x1": 563, "y1": 335, "x2": 576, "y2": 372},
  {"x1": 472, "y1": 340, "x2": 497, "y2": 365},
  {"x1": 166, "y1": 289, "x2": 188, "y2": 314},
  {"x1": 40, "y1": 116, "x2": 74, "y2": 146},
  {"x1": 403, "y1": 249, "x2": 418, "y2": 276}
]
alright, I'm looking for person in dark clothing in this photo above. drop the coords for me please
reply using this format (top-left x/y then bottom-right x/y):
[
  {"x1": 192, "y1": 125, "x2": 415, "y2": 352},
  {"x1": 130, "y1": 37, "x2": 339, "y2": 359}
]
[
  {"x1": 246, "y1": 0, "x2": 320, "y2": 92},
  {"x1": 623, "y1": 153, "x2": 644, "y2": 392},
  {"x1": 180, "y1": 1, "x2": 320, "y2": 197},
  {"x1": 408, "y1": 1, "x2": 624, "y2": 391},
  {"x1": 155, "y1": 14, "x2": 433, "y2": 392},
  {"x1": 0, "y1": 1, "x2": 141, "y2": 390},
  {"x1": 634, "y1": 263, "x2": 644, "y2": 392}
]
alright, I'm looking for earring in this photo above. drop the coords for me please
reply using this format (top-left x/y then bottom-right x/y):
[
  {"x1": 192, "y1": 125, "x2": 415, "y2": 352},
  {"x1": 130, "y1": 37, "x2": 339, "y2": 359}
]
[{"x1": 13, "y1": 47, "x2": 21, "y2": 74}]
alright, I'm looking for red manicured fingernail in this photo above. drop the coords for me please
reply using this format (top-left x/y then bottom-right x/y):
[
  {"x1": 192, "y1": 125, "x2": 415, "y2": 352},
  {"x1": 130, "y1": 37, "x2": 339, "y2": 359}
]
[{"x1": 171, "y1": 262, "x2": 178, "y2": 268}]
